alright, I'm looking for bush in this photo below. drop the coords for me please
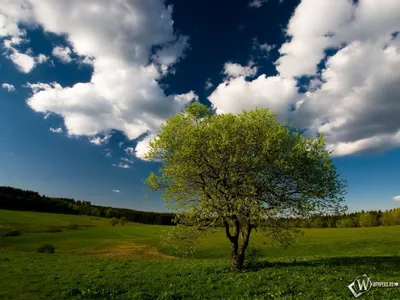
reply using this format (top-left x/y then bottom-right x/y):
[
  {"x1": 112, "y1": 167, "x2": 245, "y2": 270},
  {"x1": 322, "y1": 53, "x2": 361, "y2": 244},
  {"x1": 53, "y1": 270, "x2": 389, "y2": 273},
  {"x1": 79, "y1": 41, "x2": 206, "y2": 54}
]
[
  {"x1": 66, "y1": 224, "x2": 79, "y2": 230},
  {"x1": 2, "y1": 229, "x2": 21, "y2": 237},
  {"x1": 37, "y1": 244, "x2": 55, "y2": 253},
  {"x1": 110, "y1": 217, "x2": 118, "y2": 226},
  {"x1": 119, "y1": 217, "x2": 127, "y2": 226}
]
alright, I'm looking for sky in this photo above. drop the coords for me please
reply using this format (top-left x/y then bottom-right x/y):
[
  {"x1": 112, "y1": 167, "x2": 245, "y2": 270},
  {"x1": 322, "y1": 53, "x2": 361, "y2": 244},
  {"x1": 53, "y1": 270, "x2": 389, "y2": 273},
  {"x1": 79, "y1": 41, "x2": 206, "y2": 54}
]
[{"x1": 0, "y1": 0, "x2": 399, "y2": 213}]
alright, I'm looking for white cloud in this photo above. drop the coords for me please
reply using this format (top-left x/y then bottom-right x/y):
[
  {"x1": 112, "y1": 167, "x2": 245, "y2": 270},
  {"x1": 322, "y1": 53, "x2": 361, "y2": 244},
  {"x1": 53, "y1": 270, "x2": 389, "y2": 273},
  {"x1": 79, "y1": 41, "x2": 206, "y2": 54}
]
[
  {"x1": 112, "y1": 162, "x2": 130, "y2": 169},
  {"x1": 209, "y1": 74, "x2": 299, "y2": 115},
  {"x1": 1, "y1": 83, "x2": 15, "y2": 92},
  {"x1": 249, "y1": 0, "x2": 268, "y2": 8},
  {"x1": 259, "y1": 43, "x2": 275, "y2": 53},
  {"x1": 36, "y1": 53, "x2": 49, "y2": 64},
  {"x1": 124, "y1": 147, "x2": 135, "y2": 155},
  {"x1": 52, "y1": 46, "x2": 72, "y2": 63},
  {"x1": 205, "y1": 78, "x2": 213, "y2": 90},
  {"x1": 210, "y1": 0, "x2": 400, "y2": 156},
  {"x1": 134, "y1": 133, "x2": 157, "y2": 160},
  {"x1": 118, "y1": 141, "x2": 124, "y2": 148},
  {"x1": 49, "y1": 127, "x2": 63, "y2": 133},
  {"x1": 3, "y1": 36, "x2": 36, "y2": 73},
  {"x1": 121, "y1": 157, "x2": 134, "y2": 164},
  {"x1": 104, "y1": 149, "x2": 112, "y2": 157},
  {"x1": 223, "y1": 62, "x2": 257, "y2": 79},
  {"x1": 1, "y1": 0, "x2": 196, "y2": 160},
  {"x1": 112, "y1": 189, "x2": 120, "y2": 193},
  {"x1": 89, "y1": 135, "x2": 110, "y2": 145},
  {"x1": 393, "y1": 195, "x2": 400, "y2": 201}
]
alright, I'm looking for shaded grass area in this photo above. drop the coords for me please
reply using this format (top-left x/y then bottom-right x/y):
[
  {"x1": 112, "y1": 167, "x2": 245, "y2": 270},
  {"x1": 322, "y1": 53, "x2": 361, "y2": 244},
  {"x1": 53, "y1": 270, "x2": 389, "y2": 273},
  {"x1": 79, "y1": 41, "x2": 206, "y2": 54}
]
[{"x1": 0, "y1": 251, "x2": 399, "y2": 300}]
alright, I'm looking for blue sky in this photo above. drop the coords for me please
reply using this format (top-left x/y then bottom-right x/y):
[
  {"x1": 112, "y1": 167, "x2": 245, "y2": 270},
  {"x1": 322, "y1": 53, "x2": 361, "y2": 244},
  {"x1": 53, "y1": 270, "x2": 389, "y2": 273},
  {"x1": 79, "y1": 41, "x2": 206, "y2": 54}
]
[{"x1": 1, "y1": 0, "x2": 400, "y2": 212}]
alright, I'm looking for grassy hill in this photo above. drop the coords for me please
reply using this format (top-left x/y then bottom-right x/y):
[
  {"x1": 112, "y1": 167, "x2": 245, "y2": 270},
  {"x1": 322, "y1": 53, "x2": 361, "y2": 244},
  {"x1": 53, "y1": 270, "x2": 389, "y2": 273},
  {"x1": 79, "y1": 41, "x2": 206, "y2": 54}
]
[{"x1": 1, "y1": 210, "x2": 400, "y2": 299}]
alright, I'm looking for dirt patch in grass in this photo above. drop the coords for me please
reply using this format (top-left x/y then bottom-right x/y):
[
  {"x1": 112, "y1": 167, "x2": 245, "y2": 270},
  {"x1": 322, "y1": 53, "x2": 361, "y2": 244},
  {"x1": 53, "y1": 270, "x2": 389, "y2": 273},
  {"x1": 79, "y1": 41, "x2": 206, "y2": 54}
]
[{"x1": 87, "y1": 244, "x2": 175, "y2": 259}]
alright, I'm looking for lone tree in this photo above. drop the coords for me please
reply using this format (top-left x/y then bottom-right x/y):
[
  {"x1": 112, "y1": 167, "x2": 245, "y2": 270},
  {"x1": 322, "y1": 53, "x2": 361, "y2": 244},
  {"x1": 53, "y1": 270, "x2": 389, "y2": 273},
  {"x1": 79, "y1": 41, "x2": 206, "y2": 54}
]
[
  {"x1": 119, "y1": 217, "x2": 127, "y2": 226},
  {"x1": 145, "y1": 102, "x2": 346, "y2": 270}
]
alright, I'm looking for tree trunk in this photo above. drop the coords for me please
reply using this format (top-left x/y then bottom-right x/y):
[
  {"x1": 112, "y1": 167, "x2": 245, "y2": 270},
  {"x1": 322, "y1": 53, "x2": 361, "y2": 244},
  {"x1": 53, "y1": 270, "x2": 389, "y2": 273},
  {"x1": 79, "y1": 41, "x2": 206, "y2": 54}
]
[
  {"x1": 231, "y1": 223, "x2": 252, "y2": 270},
  {"x1": 230, "y1": 239, "x2": 241, "y2": 270},
  {"x1": 231, "y1": 250, "x2": 245, "y2": 270}
]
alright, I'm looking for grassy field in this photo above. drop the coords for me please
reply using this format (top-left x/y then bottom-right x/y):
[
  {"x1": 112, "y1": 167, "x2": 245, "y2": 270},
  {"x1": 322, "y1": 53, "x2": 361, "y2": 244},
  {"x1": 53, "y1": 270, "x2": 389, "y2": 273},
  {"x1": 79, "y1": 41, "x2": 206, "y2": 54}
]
[{"x1": 1, "y1": 210, "x2": 400, "y2": 299}]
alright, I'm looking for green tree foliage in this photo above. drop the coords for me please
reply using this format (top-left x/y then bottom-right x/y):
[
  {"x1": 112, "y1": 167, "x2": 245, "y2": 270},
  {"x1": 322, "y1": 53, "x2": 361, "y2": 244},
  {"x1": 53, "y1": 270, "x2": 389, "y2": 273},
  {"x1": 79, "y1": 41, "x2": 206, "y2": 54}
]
[
  {"x1": 380, "y1": 211, "x2": 395, "y2": 226},
  {"x1": 110, "y1": 217, "x2": 118, "y2": 226},
  {"x1": 337, "y1": 217, "x2": 356, "y2": 228},
  {"x1": 145, "y1": 102, "x2": 347, "y2": 270},
  {"x1": 392, "y1": 208, "x2": 400, "y2": 225},
  {"x1": 326, "y1": 217, "x2": 337, "y2": 228},
  {"x1": 119, "y1": 217, "x2": 127, "y2": 226},
  {"x1": 359, "y1": 212, "x2": 379, "y2": 227},
  {"x1": 106, "y1": 208, "x2": 115, "y2": 218}
]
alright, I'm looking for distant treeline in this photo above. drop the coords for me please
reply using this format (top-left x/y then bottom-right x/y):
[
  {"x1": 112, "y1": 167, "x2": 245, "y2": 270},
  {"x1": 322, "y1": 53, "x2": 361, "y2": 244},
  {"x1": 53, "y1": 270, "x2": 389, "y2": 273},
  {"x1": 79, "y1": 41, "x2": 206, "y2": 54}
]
[
  {"x1": 0, "y1": 186, "x2": 175, "y2": 225},
  {"x1": 282, "y1": 209, "x2": 400, "y2": 228},
  {"x1": 1, "y1": 186, "x2": 399, "y2": 228}
]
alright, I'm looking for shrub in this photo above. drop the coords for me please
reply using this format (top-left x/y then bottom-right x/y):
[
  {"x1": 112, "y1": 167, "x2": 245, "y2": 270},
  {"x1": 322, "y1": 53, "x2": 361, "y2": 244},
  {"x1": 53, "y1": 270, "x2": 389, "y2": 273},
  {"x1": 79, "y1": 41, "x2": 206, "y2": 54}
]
[
  {"x1": 110, "y1": 217, "x2": 118, "y2": 226},
  {"x1": 2, "y1": 229, "x2": 21, "y2": 237},
  {"x1": 66, "y1": 224, "x2": 79, "y2": 230},
  {"x1": 119, "y1": 217, "x2": 127, "y2": 226},
  {"x1": 37, "y1": 244, "x2": 55, "y2": 253}
]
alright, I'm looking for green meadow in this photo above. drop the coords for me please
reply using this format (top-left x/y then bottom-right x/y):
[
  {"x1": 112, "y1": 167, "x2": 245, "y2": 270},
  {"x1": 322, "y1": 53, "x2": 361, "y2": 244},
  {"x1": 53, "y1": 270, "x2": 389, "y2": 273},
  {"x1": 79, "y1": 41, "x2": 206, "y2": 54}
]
[{"x1": 1, "y1": 209, "x2": 400, "y2": 299}]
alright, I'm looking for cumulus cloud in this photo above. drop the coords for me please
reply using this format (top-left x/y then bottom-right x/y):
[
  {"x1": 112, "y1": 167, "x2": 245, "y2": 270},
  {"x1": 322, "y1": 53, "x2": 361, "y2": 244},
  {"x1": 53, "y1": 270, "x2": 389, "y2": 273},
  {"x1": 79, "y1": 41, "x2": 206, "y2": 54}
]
[
  {"x1": 124, "y1": 147, "x2": 135, "y2": 155},
  {"x1": 1, "y1": 83, "x2": 15, "y2": 92},
  {"x1": 1, "y1": 0, "x2": 196, "y2": 160},
  {"x1": 3, "y1": 36, "x2": 36, "y2": 73},
  {"x1": 112, "y1": 162, "x2": 130, "y2": 169},
  {"x1": 209, "y1": 73, "x2": 299, "y2": 115},
  {"x1": 210, "y1": 0, "x2": 400, "y2": 156},
  {"x1": 89, "y1": 135, "x2": 111, "y2": 145},
  {"x1": 121, "y1": 157, "x2": 134, "y2": 164},
  {"x1": 205, "y1": 78, "x2": 213, "y2": 90},
  {"x1": 248, "y1": 0, "x2": 268, "y2": 8},
  {"x1": 223, "y1": 62, "x2": 257, "y2": 79},
  {"x1": 52, "y1": 46, "x2": 72, "y2": 63},
  {"x1": 393, "y1": 196, "x2": 400, "y2": 201},
  {"x1": 112, "y1": 189, "x2": 120, "y2": 193},
  {"x1": 36, "y1": 53, "x2": 49, "y2": 64},
  {"x1": 49, "y1": 127, "x2": 63, "y2": 133}
]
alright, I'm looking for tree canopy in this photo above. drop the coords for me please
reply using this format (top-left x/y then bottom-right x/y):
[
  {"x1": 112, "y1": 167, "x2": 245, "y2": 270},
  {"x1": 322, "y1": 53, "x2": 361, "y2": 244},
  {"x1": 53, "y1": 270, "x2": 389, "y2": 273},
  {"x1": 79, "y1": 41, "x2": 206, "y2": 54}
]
[{"x1": 146, "y1": 102, "x2": 347, "y2": 269}]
